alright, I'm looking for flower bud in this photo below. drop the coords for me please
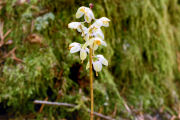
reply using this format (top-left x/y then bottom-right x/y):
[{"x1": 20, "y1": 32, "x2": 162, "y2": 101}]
[{"x1": 89, "y1": 3, "x2": 94, "y2": 9}]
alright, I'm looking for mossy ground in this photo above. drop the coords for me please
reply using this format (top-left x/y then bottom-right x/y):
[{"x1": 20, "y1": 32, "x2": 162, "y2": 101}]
[{"x1": 0, "y1": 0, "x2": 180, "y2": 119}]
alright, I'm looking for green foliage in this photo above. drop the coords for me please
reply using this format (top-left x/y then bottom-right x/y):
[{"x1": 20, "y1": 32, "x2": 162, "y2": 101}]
[{"x1": 0, "y1": 0, "x2": 180, "y2": 119}]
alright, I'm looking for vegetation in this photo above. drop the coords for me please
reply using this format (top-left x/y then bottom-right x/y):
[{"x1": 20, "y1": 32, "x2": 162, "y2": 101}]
[{"x1": 0, "y1": 0, "x2": 180, "y2": 119}]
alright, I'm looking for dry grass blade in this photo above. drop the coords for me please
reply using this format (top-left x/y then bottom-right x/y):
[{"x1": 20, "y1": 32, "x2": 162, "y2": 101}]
[
  {"x1": 3, "y1": 29, "x2": 11, "y2": 39},
  {"x1": 0, "y1": 21, "x2": 4, "y2": 42},
  {"x1": 123, "y1": 100, "x2": 132, "y2": 114},
  {"x1": 0, "y1": 21, "x2": 11, "y2": 47},
  {"x1": 3, "y1": 47, "x2": 23, "y2": 63}
]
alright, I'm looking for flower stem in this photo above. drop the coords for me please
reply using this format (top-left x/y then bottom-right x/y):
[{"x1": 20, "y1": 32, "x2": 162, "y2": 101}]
[{"x1": 89, "y1": 47, "x2": 94, "y2": 120}]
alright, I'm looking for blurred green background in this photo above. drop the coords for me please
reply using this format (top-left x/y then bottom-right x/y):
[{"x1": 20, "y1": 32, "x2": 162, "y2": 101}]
[{"x1": 1, "y1": 0, "x2": 180, "y2": 119}]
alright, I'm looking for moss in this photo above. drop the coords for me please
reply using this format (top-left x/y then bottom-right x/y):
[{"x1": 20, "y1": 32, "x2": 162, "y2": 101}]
[{"x1": 0, "y1": 0, "x2": 180, "y2": 119}]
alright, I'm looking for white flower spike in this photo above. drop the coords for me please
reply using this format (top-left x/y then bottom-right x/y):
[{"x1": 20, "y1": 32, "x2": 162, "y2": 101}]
[
  {"x1": 68, "y1": 5, "x2": 110, "y2": 74},
  {"x1": 68, "y1": 4, "x2": 110, "y2": 119}
]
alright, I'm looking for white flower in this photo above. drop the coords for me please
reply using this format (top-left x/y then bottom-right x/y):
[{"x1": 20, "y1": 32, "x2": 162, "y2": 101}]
[
  {"x1": 69, "y1": 42, "x2": 89, "y2": 61},
  {"x1": 76, "y1": 6, "x2": 95, "y2": 23},
  {"x1": 86, "y1": 37, "x2": 107, "y2": 48},
  {"x1": 93, "y1": 61, "x2": 102, "y2": 72},
  {"x1": 68, "y1": 22, "x2": 81, "y2": 29},
  {"x1": 97, "y1": 55, "x2": 108, "y2": 66},
  {"x1": 87, "y1": 55, "x2": 108, "y2": 72},
  {"x1": 69, "y1": 42, "x2": 81, "y2": 53},
  {"x1": 92, "y1": 17, "x2": 110, "y2": 28},
  {"x1": 78, "y1": 24, "x2": 88, "y2": 33},
  {"x1": 68, "y1": 22, "x2": 88, "y2": 34},
  {"x1": 92, "y1": 28, "x2": 104, "y2": 40}
]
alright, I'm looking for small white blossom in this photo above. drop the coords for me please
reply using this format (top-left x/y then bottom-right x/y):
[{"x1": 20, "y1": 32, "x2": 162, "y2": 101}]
[
  {"x1": 68, "y1": 22, "x2": 81, "y2": 29},
  {"x1": 97, "y1": 55, "x2": 108, "y2": 66},
  {"x1": 92, "y1": 17, "x2": 110, "y2": 28},
  {"x1": 92, "y1": 55, "x2": 108, "y2": 72},
  {"x1": 69, "y1": 42, "x2": 89, "y2": 61},
  {"x1": 76, "y1": 6, "x2": 95, "y2": 23},
  {"x1": 68, "y1": 22, "x2": 88, "y2": 34},
  {"x1": 69, "y1": 42, "x2": 81, "y2": 53},
  {"x1": 92, "y1": 28, "x2": 104, "y2": 40},
  {"x1": 87, "y1": 37, "x2": 107, "y2": 48},
  {"x1": 93, "y1": 61, "x2": 102, "y2": 72}
]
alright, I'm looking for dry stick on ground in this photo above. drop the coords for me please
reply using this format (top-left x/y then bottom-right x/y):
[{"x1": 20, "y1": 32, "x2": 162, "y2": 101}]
[
  {"x1": 0, "y1": 21, "x2": 11, "y2": 47},
  {"x1": 0, "y1": 21, "x2": 23, "y2": 63},
  {"x1": 2, "y1": 47, "x2": 23, "y2": 63},
  {"x1": 112, "y1": 104, "x2": 117, "y2": 118},
  {"x1": 34, "y1": 100, "x2": 115, "y2": 120},
  {"x1": 39, "y1": 97, "x2": 48, "y2": 113},
  {"x1": 96, "y1": 107, "x2": 103, "y2": 120}
]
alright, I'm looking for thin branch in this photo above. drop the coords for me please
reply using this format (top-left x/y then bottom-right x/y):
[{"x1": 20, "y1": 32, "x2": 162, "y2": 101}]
[
  {"x1": 39, "y1": 97, "x2": 48, "y2": 113},
  {"x1": 34, "y1": 100, "x2": 115, "y2": 120},
  {"x1": 34, "y1": 100, "x2": 76, "y2": 107},
  {"x1": 0, "y1": 21, "x2": 4, "y2": 40},
  {"x1": 2, "y1": 47, "x2": 23, "y2": 63},
  {"x1": 3, "y1": 47, "x2": 17, "y2": 58}
]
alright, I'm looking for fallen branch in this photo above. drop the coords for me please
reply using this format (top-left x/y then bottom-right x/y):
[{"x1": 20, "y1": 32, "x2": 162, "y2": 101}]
[
  {"x1": 34, "y1": 100, "x2": 115, "y2": 120},
  {"x1": 2, "y1": 47, "x2": 23, "y2": 63}
]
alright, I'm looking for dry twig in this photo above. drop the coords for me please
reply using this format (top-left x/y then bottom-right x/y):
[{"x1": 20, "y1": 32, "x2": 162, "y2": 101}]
[
  {"x1": 34, "y1": 100, "x2": 115, "y2": 120},
  {"x1": 2, "y1": 47, "x2": 23, "y2": 63}
]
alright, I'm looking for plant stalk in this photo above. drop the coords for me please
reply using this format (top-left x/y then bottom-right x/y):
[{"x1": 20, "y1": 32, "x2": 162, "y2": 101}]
[{"x1": 89, "y1": 47, "x2": 94, "y2": 120}]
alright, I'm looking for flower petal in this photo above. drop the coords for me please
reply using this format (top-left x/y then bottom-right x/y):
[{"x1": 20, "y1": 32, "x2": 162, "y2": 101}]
[
  {"x1": 84, "y1": 8, "x2": 95, "y2": 23},
  {"x1": 68, "y1": 22, "x2": 81, "y2": 29},
  {"x1": 93, "y1": 61, "x2": 102, "y2": 72},
  {"x1": 77, "y1": 24, "x2": 88, "y2": 33},
  {"x1": 86, "y1": 38, "x2": 95, "y2": 47},
  {"x1": 80, "y1": 49, "x2": 87, "y2": 60},
  {"x1": 92, "y1": 28, "x2": 104, "y2": 40},
  {"x1": 69, "y1": 42, "x2": 81, "y2": 47},
  {"x1": 69, "y1": 42, "x2": 81, "y2": 53},
  {"x1": 76, "y1": 7, "x2": 95, "y2": 23},
  {"x1": 85, "y1": 48, "x2": 89, "y2": 53},
  {"x1": 97, "y1": 55, "x2": 108, "y2": 66},
  {"x1": 76, "y1": 6, "x2": 85, "y2": 18},
  {"x1": 93, "y1": 37, "x2": 107, "y2": 46},
  {"x1": 86, "y1": 61, "x2": 90, "y2": 70},
  {"x1": 92, "y1": 17, "x2": 110, "y2": 28},
  {"x1": 70, "y1": 46, "x2": 81, "y2": 53},
  {"x1": 94, "y1": 44, "x2": 98, "y2": 50},
  {"x1": 99, "y1": 17, "x2": 110, "y2": 27},
  {"x1": 100, "y1": 40, "x2": 107, "y2": 46}
]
